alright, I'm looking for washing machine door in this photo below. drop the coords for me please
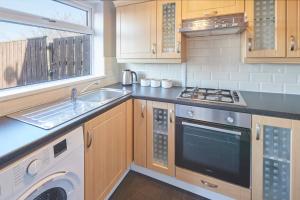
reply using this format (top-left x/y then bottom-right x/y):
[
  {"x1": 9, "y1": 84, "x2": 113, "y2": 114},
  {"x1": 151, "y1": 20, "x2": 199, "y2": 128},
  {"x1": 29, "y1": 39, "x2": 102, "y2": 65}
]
[{"x1": 17, "y1": 172, "x2": 82, "y2": 200}]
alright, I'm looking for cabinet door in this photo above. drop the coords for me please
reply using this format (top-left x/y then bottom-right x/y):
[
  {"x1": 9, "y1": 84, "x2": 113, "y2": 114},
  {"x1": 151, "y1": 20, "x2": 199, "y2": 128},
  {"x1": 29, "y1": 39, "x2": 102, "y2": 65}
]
[
  {"x1": 147, "y1": 101, "x2": 175, "y2": 176},
  {"x1": 287, "y1": 0, "x2": 300, "y2": 57},
  {"x1": 134, "y1": 99, "x2": 147, "y2": 167},
  {"x1": 85, "y1": 103, "x2": 126, "y2": 200},
  {"x1": 245, "y1": 0, "x2": 286, "y2": 58},
  {"x1": 252, "y1": 115, "x2": 300, "y2": 200},
  {"x1": 157, "y1": 0, "x2": 182, "y2": 59},
  {"x1": 126, "y1": 99, "x2": 133, "y2": 168},
  {"x1": 116, "y1": 1, "x2": 157, "y2": 59},
  {"x1": 182, "y1": 0, "x2": 244, "y2": 20}
]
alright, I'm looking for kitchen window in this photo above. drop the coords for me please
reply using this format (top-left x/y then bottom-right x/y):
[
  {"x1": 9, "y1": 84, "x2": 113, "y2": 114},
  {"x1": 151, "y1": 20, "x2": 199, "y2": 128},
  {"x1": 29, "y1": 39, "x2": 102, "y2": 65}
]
[{"x1": 0, "y1": 0, "x2": 93, "y2": 91}]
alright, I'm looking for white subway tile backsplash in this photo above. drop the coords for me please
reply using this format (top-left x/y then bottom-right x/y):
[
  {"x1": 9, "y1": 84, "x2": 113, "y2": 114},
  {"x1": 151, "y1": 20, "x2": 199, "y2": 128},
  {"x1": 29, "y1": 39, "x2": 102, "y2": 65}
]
[
  {"x1": 251, "y1": 73, "x2": 273, "y2": 83},
  {"x1": 239, "y1": 82, "x2": 261, "y2": 92},
  {"x1": 274, "y1": 74, "x2": 298, "y2": 84},
  {"x1": 261, "y1": 83, "x2": 284, "y2": 93},
  {"x1": 230, "y1": 72, "x2": 250, "y2": 81},
  {"x1": 212, "y1": 72, "x2": 230, "y2": 80},
  {"x1": 262, "y1": 64, "x2": 285, "y2": 73},
  {"x1": 284, "y1": 84, "x2": 300, "y2": 94},
  {"x1": 200, "y1": 80, "x2": 219, "y2": 88},
  {"x1": 219, "y1": 81, "x2": 239, "y2": 90},
  {"x1": 123, "y1": 35, "x2": 300, "y2": 95}
]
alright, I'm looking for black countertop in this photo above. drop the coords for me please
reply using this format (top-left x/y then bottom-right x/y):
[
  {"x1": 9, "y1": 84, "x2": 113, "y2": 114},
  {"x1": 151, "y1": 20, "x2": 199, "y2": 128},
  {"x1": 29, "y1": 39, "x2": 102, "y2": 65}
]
[
  {"x1": 1, "y1": 82, "x2": 300, "y2": 170},
  {"x1": 109, "y1": 83, "x2": 300, "y2": 120}
]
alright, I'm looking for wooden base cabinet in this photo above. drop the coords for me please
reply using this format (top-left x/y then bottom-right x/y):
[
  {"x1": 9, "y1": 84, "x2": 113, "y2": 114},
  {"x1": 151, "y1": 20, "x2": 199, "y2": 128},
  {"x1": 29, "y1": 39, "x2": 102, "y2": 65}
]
[
  {"x1": 84, "y1": 101, "x2": 131, "y2": 200},
  {"x1": 252, "y1": 116, "x2": 300, "y2": 200},
  {"x1": 146, "y1": 101, "x2": 175, "y2": 176},
  {"x1": 133, "y1": 100, "x2": 175, "y2": 176},
  {"x1": 176, "y1": 167, "x2": 251, "y2": 200},
  {"x1": 133, "y1": 99, "x2": 147, "y2": 167}
]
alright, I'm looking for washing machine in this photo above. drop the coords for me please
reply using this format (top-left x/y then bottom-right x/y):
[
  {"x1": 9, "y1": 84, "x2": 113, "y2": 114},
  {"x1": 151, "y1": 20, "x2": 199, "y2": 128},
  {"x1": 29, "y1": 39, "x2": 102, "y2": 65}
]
[{"x1": 0, "y1": 126, "x2": 84, "y2": 200}]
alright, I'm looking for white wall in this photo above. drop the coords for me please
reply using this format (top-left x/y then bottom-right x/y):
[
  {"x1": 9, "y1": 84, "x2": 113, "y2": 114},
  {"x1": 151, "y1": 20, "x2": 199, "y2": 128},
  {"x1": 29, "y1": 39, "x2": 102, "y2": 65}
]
[{"x1": 123, "y1": 34, "x2": 300, "y2": 95}]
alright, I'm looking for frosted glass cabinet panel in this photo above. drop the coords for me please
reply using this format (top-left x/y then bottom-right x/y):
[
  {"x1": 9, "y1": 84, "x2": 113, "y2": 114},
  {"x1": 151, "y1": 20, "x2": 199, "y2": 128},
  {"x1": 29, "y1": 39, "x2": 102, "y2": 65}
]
[
  {"x1": 147, "y1": 101, "x2": 175, "y2": 176},
  {"x1": 252, "y1": 116, "x2": 300, "y2": 200},
  {"x1": 157, "y1": 0, "x2": 182, "y2": 59},
  {"x1": 245, "y1": 0, "x2": 286, "y2": 57}
]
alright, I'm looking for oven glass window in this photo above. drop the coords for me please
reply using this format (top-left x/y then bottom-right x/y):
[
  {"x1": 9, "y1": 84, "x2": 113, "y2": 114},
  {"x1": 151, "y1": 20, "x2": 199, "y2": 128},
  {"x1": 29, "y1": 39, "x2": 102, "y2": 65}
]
[
  {"x1": 33, "y1": 187, "x2": 67, "y2": 200},
  {"x1": 182, "y1": 124, "x2": 241, "y2": 175}
]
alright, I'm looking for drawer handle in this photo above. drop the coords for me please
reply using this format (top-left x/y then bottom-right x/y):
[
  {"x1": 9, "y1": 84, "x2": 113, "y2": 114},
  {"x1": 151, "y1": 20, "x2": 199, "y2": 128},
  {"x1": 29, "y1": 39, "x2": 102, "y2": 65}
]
[
  {"x1": 204, "y1": 10, "x2": 218, "y2": 17},
  {"x1": 176, "y1": 41, "x2": 181, "y2": 53},
  {"x1": 201, "y1": 180, "x2": 218, "y2": 188},
  {"x1": 152, "y1": 43, "x2": 156, "y2": 54},
  {"x1": 87, "y1": 131, "x2": 93, "y2": 148},
  {"x1": 169, "y1": 109, "x2": 174, "y2": 123},
  {"x1": 256, "y1": 124, "x2": 260, "y2": 141},
  {"x1": 248, "y1": 38, "x2": 252, "y2": 52},
  {"x1": 141, "y1": 104, "x2": 145, "y2": 118},
  {"x1": 290, "y1": 35, "x2": 296, "y2": 51}
]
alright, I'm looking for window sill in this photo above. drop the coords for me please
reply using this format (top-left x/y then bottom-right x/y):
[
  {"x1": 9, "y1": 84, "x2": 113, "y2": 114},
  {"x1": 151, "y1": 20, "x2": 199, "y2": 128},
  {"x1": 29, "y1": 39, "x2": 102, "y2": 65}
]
[{"x1": 0, "y1": 75, "x2": 106, "y2": 102}]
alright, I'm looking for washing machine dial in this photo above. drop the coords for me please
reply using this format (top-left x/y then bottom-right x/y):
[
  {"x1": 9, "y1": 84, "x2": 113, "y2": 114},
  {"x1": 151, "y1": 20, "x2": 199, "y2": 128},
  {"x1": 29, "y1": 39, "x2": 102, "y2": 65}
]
[{"x1": 27, "y1": 159, "x2": 41, "y2": 176}]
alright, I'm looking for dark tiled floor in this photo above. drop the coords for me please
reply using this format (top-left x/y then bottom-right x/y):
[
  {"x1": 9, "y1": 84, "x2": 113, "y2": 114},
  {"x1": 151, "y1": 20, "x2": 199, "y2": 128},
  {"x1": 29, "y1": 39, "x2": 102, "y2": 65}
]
[{"x1": 109, "y1": 171, "x2": 209, "y2": 200}]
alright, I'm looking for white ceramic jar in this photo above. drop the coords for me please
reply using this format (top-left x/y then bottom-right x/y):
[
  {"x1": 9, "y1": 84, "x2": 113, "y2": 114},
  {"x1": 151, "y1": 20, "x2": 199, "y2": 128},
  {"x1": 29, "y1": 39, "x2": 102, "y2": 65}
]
[
  {"x1": 140, "y1": 78, "x2": 150, "y2": 87},
  {"x1": 150, "y1": 79, "x2": 161, "y2": 87},
  {"x1": 161, "y1": 79, "x2": 173, "y2": 89}
]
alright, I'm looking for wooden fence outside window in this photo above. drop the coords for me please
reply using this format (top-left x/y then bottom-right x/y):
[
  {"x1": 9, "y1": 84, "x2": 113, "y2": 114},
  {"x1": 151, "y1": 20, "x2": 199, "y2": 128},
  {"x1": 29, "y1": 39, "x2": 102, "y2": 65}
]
[{"x1": 0, "y1": 35, "x2": 90, "y2": 89}]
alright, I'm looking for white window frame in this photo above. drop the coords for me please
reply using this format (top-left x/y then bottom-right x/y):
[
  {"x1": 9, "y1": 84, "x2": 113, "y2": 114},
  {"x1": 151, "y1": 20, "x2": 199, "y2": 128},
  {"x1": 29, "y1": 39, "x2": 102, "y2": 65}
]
[{"x1": 0, "y1": 0, "x2": 103, "y2": 101}]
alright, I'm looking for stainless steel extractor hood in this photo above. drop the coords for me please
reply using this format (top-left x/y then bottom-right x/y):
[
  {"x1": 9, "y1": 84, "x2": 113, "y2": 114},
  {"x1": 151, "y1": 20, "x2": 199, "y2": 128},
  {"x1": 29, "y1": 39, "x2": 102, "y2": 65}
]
[{"x1": 179, "y1": 13, "x2": 247, "y2": 37}]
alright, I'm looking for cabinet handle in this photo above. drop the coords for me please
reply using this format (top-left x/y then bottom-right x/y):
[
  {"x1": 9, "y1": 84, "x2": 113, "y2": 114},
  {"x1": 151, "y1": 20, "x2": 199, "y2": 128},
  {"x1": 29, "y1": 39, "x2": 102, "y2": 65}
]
[
  {"x1": 256, "y1": 124, "x2": 260, "y2": 141},
  {"x1": 176, "y1": 41, "x2": 181, "y2": 53},
  {"x1": 248, "y1": 38, "x2": 252, "y2": 52},
  {"x1": 204, "y1": 10, "x2": 218, "y2": 17},
  {"x1": 87, "y1": 130, "x2": 93, "y2": 148},
  {"x1": 201, "y1": 180, "x2": 218, "y2": 188},
  {"x1": 152, "y1": 43, "x2": 156, "y2": 54},
  {"x1": 290, "y1": 35, "x2": 296, "y2": 51},
  {"x1": 141, "y1": 104, "x2": 145, "y2": 118},
  {"x1": 169, "y1": 109, "x2": 174, "y2": 123}
]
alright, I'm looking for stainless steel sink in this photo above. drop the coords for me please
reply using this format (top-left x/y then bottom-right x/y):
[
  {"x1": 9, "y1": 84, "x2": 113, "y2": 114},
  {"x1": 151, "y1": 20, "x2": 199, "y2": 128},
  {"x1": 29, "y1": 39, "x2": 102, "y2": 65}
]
[
  {"x1": 78, "y1": 88, "x2": 129, "y2": 103},
  {"x1": 8, "y1": 88, "x2": 131, "y2": 129}
]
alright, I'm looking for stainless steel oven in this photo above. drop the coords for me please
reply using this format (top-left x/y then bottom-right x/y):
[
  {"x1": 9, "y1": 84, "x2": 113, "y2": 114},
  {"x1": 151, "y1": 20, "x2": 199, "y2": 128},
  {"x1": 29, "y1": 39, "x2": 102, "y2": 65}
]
[{"x1": 175, "y1": 105, "x2": 251, "y2": 188}]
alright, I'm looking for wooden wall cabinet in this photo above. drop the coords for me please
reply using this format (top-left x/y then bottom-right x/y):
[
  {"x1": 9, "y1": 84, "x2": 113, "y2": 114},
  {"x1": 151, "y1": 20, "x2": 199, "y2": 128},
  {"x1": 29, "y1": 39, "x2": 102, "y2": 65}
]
[
  {"x1": 182, "y1": 0, "x2": 244, "y2": 20},
  {"x1": 252, "y1": 115, "x2": 300, "y2": 200},
  {"x1": 243, "y1": 0, "x2": 300, "y2": 63},
  {"x1": 133, "y1": 100, "x2": 175, "y2": 176},
  {"x1": 116, "y1": 1, "x2": 157, "y2": 59},
  {"x1": 84, "y1": 101, "x2": 132, "y2": 200},
  {"x1": 287, "y1": 0, "x2": 300, "y2": 58},
  {"x1": 116, "y1": 0, "x2": 185, "y2": 63}
]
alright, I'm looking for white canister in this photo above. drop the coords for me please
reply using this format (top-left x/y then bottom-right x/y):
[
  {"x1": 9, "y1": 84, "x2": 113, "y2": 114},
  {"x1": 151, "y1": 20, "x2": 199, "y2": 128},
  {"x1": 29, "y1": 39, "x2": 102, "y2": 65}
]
[
  {"x1": 161, "y1": 79, "x2": 173, "y2": 89},
  {"x1": 140, "y1": 78, "x2": 150, "y2": 87},
  {"x1": 150, "y1": 79, "x2": 161, "y2": 87}
]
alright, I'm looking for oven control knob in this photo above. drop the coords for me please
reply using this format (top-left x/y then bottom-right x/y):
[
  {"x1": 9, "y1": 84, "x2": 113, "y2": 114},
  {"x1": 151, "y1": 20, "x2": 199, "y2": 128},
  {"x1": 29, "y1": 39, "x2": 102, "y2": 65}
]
[
  {"x1": 226, "y1": 116, "x2": 234, "y2": 124},
  {"x1": 187, "y1": 110, "x2": 194, "y2": 117},
  {"x1": 27, "y1": 159, "x2": 41, "y2": 176}
]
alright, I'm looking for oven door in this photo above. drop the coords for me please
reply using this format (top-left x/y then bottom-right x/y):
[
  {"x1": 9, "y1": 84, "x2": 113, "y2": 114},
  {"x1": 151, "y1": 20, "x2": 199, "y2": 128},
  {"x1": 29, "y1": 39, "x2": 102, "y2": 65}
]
[{"x1": 175, "y1": 117, "x2": 250, "y2": 188}]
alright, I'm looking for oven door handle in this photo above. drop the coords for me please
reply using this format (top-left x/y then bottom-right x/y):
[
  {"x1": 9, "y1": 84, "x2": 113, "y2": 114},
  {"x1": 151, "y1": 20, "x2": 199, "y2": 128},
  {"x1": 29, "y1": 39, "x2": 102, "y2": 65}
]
[{"x1": 182, "y1": 122, "x2": 242, "y2": 136}]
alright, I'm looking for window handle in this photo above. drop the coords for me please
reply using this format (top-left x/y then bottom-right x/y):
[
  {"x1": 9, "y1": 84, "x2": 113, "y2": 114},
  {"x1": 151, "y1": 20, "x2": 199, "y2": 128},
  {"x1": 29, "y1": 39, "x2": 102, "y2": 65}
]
[
  {"x1": 42, "y1": 17, "x2": 56, "y2": 23},
  {"x1": 152, "y1": 43, "x2": 156, "y2": 54},
  {"x1": 176, "y1": 41, "x2": 181, "y2": 53}
]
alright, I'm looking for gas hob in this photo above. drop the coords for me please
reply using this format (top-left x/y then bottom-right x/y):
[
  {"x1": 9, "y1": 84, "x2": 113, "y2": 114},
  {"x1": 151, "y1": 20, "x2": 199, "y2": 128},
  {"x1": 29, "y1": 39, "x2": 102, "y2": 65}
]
[{"x1": 177, "y1": 87, "x2": 247, "y2": 106}]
